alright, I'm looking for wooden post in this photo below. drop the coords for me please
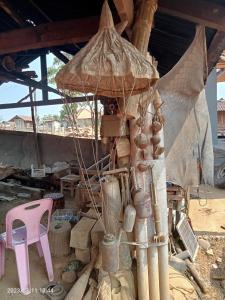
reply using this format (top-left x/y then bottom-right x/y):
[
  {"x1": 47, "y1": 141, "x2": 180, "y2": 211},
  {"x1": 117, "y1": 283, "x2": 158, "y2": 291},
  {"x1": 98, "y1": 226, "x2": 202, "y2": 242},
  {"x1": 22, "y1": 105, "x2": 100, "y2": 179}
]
[
  {"x1": 94, "y1": 98, "x2": 99, "y2": 161},
  {"x1": 30, "y1": 87, "x2": 41, "y2": 168},
  {"x1": 40, "y1": 54, "x2": 48, "y2": 103}
]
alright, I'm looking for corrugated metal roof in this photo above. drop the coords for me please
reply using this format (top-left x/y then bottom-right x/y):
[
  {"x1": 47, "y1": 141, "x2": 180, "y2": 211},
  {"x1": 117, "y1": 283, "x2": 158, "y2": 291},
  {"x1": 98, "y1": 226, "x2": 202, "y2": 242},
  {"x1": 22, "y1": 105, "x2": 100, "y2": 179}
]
[
  {"x1": 9, "y1": 115, "x2": 32, "y2": 122},
  {"x1": 217, "y1": 100, "x2": 225, "y2": 111}
]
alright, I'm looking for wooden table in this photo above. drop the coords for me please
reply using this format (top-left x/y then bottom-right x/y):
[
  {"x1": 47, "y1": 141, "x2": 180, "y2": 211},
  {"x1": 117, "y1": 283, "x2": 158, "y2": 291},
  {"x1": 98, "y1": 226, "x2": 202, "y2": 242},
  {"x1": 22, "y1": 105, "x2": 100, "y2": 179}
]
[{"x1": 60, "y1": 174, "x2": 80, "y2": 196}]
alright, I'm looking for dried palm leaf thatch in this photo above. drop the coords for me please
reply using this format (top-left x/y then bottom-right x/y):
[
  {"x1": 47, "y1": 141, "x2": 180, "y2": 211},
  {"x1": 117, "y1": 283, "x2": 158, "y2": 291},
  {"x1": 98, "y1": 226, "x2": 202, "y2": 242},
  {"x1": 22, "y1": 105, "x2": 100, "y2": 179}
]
[{"x1": 55, "y1": 0, "x2": 158, "y2": 98}]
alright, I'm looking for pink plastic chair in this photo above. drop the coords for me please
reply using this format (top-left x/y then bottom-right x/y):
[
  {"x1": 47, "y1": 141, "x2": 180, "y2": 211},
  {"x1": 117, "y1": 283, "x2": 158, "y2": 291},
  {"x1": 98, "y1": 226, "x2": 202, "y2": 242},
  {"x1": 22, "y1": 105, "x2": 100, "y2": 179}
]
[{"x1": 0, "y1": 198, "x2": 54, "y2": 295}]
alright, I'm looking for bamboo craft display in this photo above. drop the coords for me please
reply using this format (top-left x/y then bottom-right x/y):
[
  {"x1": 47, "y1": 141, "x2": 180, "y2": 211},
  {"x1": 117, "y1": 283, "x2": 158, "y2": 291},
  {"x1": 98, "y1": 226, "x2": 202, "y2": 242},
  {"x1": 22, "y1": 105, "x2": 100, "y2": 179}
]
[
  {"x1": 130, "y1": 2, "x2": 157, "y2": 300},
  {"x1": 54, "y1": 1, "x2": 169, "y2": 299}
]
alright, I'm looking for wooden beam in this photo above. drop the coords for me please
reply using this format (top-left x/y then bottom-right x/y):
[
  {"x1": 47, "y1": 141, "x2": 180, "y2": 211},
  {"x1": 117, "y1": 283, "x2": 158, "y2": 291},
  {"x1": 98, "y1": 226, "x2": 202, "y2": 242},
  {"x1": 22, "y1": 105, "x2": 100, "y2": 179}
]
[
  {"x1": 113, "y1": 0, "x2": 134, "y2": 27},
  {"x1": 0, "y1": 16, "x2": 99, "y2": 55},
  {"x1": 0, "y1": 96, "x2": 94, "y2": 109},
  {"x1": 0, "y1": 69, "x2": 62, "y2": 96},
  {"x1": 52, "y1": 50, "x2": 69, "y2": 64},
  {"x1": 207, "y1": 31, "x2": 225, "y2": 73},
  {"x1": 217, "y1": 62, "x2": 225, "y2": 69},
  {"x1": 217, "y1": 69, "x2": 225, "y2": 82},
  {"x1": 40, "y1": 54, "x2": 48, "y2": 102},
  {"x1": 159, "y1": 0, "x2": 225, "y2": 32}
]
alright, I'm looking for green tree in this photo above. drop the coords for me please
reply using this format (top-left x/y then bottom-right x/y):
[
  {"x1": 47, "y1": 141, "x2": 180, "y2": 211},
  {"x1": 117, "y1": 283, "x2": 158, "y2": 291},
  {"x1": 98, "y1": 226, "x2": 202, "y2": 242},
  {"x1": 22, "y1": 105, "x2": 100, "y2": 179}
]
[
  {"x1": 48, "y1": 54, "x2": 72, "y2": 85},
  {"x1": 60, "y1": 103, "x2": 78, "y2": 121},
  {"x1": 42, "y1": 114, "x2": 60, "y2": 122}
]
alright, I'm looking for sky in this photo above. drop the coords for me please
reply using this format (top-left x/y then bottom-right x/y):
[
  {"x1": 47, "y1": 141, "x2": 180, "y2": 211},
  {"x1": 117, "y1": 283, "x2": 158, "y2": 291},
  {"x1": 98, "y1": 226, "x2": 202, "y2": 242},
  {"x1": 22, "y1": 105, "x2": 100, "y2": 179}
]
[
  {"x1": 217, "y1": 82, "x2": 225, "y2": 100},
  {"x1": 0, "y1": 53, "x2": 63, "y2": 121},
  {"x1": 0, "y1": 55, "x2": 225, "y2": 121}
]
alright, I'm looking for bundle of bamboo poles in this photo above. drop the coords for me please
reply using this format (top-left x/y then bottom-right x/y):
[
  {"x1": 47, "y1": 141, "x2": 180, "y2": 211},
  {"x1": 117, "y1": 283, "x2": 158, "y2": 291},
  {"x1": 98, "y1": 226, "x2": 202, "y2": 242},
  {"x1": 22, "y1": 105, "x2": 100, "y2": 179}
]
[{"x1": 129, "y1": 1, "x2": 170, "y2": 300}]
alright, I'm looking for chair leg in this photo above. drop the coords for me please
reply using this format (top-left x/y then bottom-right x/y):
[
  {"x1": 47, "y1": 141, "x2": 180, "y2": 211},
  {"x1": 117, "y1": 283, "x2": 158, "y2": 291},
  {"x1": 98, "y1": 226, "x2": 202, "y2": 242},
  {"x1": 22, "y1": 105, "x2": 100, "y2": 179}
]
[
  {"x1": 0, "y1": 242, "x2": 5, "y2": 279},
  {"x1": 36, "y1": 241, "x2": 43, "y2": 257},
  {"x1": 14, "y1": 244, "x2": 31, "y2": 295},
  {"x1": 40, "y1": 235, "x2": 54, "y2": 281}
]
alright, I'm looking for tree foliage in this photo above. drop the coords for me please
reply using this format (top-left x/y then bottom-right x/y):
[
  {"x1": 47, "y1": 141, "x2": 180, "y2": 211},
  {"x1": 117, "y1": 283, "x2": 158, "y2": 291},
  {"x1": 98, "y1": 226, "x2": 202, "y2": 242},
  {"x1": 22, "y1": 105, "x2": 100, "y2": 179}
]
[
  {"x1": 42, "y1": 114, "x2": 60, "y2": 122},
  {"x1": 48, "y1": 54, "x2": 72, "y2": 85},
  {"x1": 60, "y1": 103, "x2": 78, "y2": 121},
  {"x1": 47, "y1": 53, "x2": 97, "y2": 128}
]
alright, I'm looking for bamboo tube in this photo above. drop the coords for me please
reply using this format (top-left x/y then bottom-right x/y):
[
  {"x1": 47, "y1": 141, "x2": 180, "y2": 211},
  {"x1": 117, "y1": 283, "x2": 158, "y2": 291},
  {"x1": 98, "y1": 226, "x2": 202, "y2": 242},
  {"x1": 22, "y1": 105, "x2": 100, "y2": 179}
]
[
  {"x1": 102, "y1": 176, "x2": 132, "y2": 270},
  {"x1": 153, "y1": 109, "x2": 170, "y2": 300},
  {"x1": 147, "y1": 105, "x2": 160, "y2": 300},
  {"x1": 148, "y1": 246, "x2": 160, "y2": 300},
  {"x1": 102, "y1": 175, "x2": 122, "y2": 236},
  {"x1": 134, "y1": 218, "x2": 149, "y2": 300}
]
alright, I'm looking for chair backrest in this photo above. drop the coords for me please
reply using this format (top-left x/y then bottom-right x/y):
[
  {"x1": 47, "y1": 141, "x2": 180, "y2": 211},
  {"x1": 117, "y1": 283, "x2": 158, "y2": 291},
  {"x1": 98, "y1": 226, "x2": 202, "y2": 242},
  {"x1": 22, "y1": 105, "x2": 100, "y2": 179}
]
[{"x1": 5, "y1": 198, "x2": 53, "y2": 247}]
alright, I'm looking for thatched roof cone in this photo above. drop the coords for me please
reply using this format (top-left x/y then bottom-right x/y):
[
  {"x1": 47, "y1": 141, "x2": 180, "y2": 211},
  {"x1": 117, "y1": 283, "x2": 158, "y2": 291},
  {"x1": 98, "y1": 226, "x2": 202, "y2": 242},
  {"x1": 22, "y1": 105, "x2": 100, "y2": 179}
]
[{"x1": 55, "y1": 1, "x2": 158, "y2": 98}]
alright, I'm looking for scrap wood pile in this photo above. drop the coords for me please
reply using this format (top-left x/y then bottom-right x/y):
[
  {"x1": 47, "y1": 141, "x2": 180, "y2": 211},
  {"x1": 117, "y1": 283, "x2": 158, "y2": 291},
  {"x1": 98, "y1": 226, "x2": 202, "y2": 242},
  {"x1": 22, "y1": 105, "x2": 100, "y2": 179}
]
[{"x1": 46, "y1": 0, "x2": 214, "y2": 299}]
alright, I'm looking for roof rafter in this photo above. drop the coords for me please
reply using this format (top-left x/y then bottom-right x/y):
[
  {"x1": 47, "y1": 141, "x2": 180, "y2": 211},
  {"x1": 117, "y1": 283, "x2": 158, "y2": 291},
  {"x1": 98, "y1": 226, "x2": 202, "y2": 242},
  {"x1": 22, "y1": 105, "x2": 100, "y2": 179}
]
[
  {"x1": 0, "y1": 0, "x2": 26, "y2": 26},
  {"x1": 0, "y1": 69, "x2": 62, "y2": 96},
  {"x1": 159, "y1": 0, "x2": 225, "y2": 31},
  {"x1": 0, "y1": 0, "x2": 225, "y2": 57},
  {"x1": 208, "y1": 31, "x2": 225, "y2": 73},
  {"x1": 0, "y1": 16, "x2": 99, "y2": 55}
]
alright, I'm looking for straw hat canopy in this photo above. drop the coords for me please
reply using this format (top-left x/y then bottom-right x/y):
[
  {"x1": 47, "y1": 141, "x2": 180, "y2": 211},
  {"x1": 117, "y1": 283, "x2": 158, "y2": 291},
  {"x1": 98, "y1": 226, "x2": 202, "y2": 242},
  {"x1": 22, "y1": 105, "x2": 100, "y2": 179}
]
[{"x1": 55, "y1": 1, "x2": 158, "y2": 98}]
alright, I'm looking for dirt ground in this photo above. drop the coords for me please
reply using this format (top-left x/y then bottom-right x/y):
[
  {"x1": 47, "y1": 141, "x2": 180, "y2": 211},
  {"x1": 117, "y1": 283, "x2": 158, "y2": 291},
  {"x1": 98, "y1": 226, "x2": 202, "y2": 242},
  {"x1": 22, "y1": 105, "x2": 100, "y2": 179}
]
[
  {"x1": 196, "y1": 238, "x2": 225, "y2": 300},
  {"x1": 188, "y1": 185, "x2": 225, "y2": 300},
  {"x1": 1, "y1": 185, "x2": 225, "y2": 299},
  {"x1": 0, "y1": 192, "x2": 76, "y2": 300},
  {"x1": 189, "y1": 185, "x2": 225, "y2": 234}
]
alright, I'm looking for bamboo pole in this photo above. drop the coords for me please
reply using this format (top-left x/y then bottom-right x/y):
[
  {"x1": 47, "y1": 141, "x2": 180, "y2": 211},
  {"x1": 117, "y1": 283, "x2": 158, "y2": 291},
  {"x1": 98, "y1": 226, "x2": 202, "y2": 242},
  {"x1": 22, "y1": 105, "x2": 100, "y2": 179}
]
[
  {"x1": 134, "y1": 218, "x2": 149, "y2": 300},
  {"x1": 130, "y1": 1, "x2": 158, "y2": 298},
  {"x1": 132, "y1": 0, "x2": 158, "y2": 56},
  {"x1": 129, "y1": 1, "x2": 169, "y2": 299},
  {"x1": 148, "y1": 246, "x2": 160, "y2": 300},
  {"x1": 151, "y1": 155, "x2": 169, "y2": 300}
]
